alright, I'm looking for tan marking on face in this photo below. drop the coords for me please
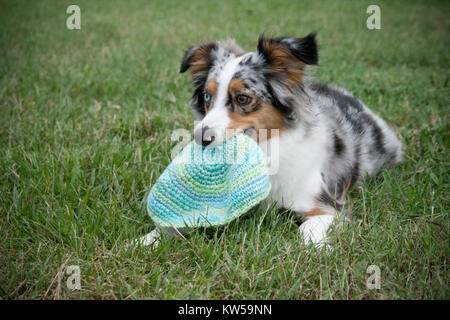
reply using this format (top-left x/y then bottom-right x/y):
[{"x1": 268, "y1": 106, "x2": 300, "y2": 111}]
[
  {"x1": 228, "y1": 78, "x2": 245, "y2": 94},
  {"x1": 203, "y1": 78, "x2": 217, "y2": 113},
  {"x1": 227, "y1": 101, "x2": 284, "y2": 142},
  {"x1": 206, "y1": 78, "x2": 217, "y2": 95}
]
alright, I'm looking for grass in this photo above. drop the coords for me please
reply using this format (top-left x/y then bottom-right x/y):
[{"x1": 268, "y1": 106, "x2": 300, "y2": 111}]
[{"x1": 0, "y1": 0, "x2": 448, "y2": 299}]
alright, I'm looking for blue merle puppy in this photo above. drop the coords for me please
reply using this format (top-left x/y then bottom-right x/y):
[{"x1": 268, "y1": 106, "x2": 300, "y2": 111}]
[{"x1": 137, "y1": 33, "x2": 403, "y2": 249}]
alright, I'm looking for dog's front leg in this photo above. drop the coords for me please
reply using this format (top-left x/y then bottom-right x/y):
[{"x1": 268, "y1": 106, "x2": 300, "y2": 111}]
[
  {"x1": 134, "y1": 227, "x2": 187, "y2": 249},
  {"x1": 299, "y1": 209, "x2": 335, "y2": 249},
  {"x1": 136, "y1": 228, "x2": 162, "y2": 248}
]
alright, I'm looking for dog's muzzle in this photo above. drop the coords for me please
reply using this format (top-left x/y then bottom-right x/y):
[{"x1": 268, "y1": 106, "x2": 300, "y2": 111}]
[{"x1": 194, "y1": 126, "x2": 216, "y2": 147}]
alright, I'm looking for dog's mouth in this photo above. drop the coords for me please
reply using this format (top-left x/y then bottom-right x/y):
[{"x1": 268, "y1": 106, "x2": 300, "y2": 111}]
[
  {"x1": 241, "y1": 127, "x2": 280, "y2": 143},
  {"x1": 243, "y1": 127, "x2": 256, "y2": 136},
  {"x1": 199, "y1": 127, "x2": 257, "y2": 148}
]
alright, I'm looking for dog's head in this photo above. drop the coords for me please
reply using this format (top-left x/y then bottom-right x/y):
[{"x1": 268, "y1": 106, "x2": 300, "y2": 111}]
[{"x1": 180, "y1": 34, "x2": 318, "y2": 146}]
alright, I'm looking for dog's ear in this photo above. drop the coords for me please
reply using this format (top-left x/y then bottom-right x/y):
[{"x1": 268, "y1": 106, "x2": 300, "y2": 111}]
[
  {"x1": 180, "y1": 41, "x2": 218, "y2": 117},
  {"x1": 257, "y1": 33, "x2": 318, "y2": 89},
  {"x1": 180, "y1": 41, "x2": 218, "y2": 74}
]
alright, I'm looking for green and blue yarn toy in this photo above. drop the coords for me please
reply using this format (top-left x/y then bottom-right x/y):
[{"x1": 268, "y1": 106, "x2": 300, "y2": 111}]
[{"x1": 147, "y1": 134, "x2": 271, "y2": 228}]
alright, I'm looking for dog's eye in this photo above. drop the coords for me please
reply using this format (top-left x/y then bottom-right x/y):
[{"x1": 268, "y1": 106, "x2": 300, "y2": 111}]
[
  {"x1": 204, "y1": 92, "x2": 211, "y2": 103},
  {"x1": 236, "y1": 94, "x2": 251, "y2": 106}
]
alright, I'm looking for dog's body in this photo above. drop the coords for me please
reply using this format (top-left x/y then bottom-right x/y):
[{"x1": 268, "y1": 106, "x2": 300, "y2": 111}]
[
  {"x1": 137, "y1": 34, "x2": 402, "y2": 248},
  {"x1": 259, "y1": 82, "x2": 402, "y2": 245}
]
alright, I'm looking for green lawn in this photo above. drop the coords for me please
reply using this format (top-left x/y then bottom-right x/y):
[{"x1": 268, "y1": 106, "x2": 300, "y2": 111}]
[{"x1": 0, "y1": 0, "x2": 448, "y2": 299}]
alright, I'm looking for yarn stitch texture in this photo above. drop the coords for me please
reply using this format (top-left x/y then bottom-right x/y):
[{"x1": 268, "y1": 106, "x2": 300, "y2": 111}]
[{"x1": 147, "y1": 134, "x2": 271, "y2": 228}]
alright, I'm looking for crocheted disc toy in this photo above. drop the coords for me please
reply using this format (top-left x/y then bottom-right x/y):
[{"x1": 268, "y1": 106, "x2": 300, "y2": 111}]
[{"x1": 147, "y1": 134, "x2": 271, "y2": 228}]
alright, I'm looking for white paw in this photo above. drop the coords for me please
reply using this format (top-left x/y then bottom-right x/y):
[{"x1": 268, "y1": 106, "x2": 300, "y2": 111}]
[
  {"x1": 130, "y1": 229, "x2": 161, "y2": 249},
  {"x1": 299, "y1": 215, "x2": 334, "y2": 249}
]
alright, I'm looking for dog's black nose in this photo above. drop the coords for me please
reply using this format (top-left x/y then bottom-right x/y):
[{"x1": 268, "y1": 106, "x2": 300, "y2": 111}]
[
  {"x1": 194, "y1": 126, "x2": 215, "y2": 146},
  {"x1": 201, "y1": 126, "x2": 215, "y2": 146}
]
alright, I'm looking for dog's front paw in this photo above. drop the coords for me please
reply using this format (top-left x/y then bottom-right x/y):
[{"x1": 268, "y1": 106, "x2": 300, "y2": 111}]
[
  {"x1": 128, "y1": 229, "x2": 161, "y2": 249},
  {"x1": 299, "y1": 215, "x2": 334, "y2": 249}
]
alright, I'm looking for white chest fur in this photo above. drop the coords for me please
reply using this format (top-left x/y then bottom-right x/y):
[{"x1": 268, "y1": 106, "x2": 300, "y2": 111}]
[{"x1": 260, "y1": 124, "x2": 328, "y2": 215}]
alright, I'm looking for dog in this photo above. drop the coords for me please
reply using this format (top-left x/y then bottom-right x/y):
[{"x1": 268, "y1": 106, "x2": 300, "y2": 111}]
[{"x1": 137, "y1": 33, "x2": 402, "y2": 249}]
